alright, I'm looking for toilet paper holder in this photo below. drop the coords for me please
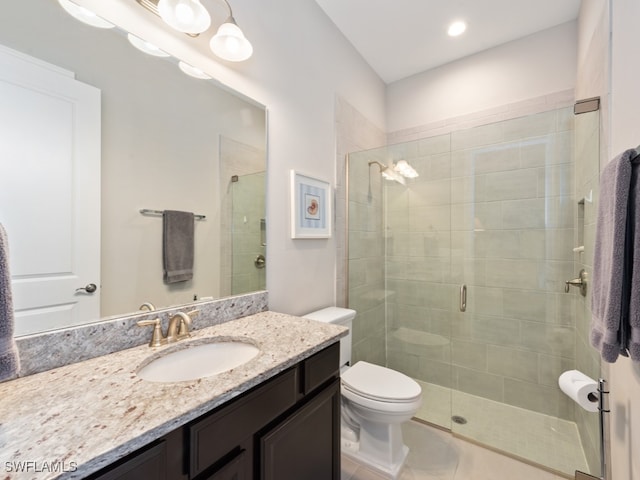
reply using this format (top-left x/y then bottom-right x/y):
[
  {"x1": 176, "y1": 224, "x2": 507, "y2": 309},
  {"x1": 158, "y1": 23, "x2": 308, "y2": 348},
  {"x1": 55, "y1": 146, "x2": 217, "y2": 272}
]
[
  {"x1": 596, "y1": 378, "x2": 610, "y2": 480},
  {"x1": 561, "y1": 373, "x2": 610, "y2": 480}
]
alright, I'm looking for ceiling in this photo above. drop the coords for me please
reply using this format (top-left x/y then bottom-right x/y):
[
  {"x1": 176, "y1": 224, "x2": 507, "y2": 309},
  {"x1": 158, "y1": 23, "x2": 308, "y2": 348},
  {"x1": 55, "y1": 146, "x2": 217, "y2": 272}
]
[{"x1": 314, "y1": 0, "x2": 582, "y2": 84}]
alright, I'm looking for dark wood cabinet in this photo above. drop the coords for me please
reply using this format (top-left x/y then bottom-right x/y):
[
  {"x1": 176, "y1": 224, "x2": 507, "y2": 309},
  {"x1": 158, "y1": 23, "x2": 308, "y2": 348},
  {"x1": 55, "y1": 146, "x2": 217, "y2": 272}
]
[
  {"x1": 260, "y1": 378, "x2": 340, "y2": 480},
  {"x1": 202, "y1": 450, "x2": 248, "y2": 480},
  {"x1": 88, "y1": 441, "x2": 167, "y2": 480},
  {"x1": 87, "y1": 342, "x2": 340, "y2": 480}
]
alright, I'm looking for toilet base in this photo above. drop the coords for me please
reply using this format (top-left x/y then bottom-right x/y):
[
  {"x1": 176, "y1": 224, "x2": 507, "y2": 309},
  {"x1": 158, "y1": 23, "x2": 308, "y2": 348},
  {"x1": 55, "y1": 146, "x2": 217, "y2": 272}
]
[{"x1": 341, "y1": 436, "x2": 408, "y2": 479}]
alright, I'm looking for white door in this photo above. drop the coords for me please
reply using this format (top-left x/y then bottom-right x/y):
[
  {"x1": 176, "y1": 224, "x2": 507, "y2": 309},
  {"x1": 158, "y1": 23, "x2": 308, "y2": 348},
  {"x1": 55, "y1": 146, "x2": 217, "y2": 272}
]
[{"x1": 0, "y1": 45, "x2": 100, "y2": 336}]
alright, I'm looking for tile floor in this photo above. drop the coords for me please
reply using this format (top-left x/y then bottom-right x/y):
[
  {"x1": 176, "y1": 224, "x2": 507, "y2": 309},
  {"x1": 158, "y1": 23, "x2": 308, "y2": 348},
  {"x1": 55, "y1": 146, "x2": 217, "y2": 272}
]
[{"x1": 341, "y1": 421, "x2": 570, "y2": 480}]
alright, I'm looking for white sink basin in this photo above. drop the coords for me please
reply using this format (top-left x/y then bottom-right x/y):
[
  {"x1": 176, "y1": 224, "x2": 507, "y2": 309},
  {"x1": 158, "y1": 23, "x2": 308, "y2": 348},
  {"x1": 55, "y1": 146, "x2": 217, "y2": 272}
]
[{"x1": 137, "y1": 340, "x2": 260, "y2": 383}]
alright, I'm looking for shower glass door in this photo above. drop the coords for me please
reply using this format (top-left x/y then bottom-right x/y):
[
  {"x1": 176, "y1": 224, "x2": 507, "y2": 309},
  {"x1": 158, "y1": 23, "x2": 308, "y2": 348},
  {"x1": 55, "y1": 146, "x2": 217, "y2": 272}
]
[
  {"x1": 230, "y1": 171, "x2": 266, "y2": 295},
  {"x1": 383, "y1": 135, "x2": 455, "y2": 431},
  {"x1": 449, "y1": 108, "x2": 589, "y2": 474},
  {"x1": 346, "y1": 105, "x2": 601, "y2": 477}
]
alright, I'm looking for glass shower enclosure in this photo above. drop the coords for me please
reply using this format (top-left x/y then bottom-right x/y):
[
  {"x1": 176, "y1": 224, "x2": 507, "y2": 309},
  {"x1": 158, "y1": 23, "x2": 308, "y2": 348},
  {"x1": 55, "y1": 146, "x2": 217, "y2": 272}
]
[{"x1": 346, "y1": 105, "x2": 601, "y2": 477}]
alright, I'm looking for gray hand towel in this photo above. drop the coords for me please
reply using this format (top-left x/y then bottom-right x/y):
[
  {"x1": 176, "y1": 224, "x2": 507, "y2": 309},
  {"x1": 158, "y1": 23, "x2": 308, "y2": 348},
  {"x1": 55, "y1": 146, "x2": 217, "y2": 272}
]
[
  {"x1": 163, "y1": 210, "x2": 195, "y2": 284},
  {"x1": 628, "y1": 161, "x2": 640, "y2": 361},
  {"x1": 0, "y1": 223, "x2": 20, "y2": 381},
  {"x1": 590, "y1": 149, "x2": 635, "y2": 362}
]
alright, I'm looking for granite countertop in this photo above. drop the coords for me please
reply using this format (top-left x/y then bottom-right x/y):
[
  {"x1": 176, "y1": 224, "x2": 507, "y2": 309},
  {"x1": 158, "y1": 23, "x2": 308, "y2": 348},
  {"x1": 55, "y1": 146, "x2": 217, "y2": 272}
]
[{"x1": 0, "y1": 311, "x2": 347, "y2": 480}]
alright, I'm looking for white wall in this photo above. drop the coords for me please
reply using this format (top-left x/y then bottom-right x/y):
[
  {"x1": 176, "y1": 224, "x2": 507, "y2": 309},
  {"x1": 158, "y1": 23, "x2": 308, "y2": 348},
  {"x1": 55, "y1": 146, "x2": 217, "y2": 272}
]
[
  {"x1": 73, "y1": 0, "x2": 387, "y2": 316},
  {"x1": 609, "y1": 0, "x2": 640, "y2": 478},
  {"x1": 386, "y1": 21, "x2": 577, "y2": 134}
]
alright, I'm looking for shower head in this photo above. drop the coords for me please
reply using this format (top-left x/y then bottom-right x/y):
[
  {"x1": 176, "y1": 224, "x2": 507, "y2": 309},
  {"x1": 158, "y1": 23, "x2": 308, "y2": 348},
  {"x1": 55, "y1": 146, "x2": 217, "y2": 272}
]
[{"x1": 368, "y1": 161, "x2": 406, "y2": 185}]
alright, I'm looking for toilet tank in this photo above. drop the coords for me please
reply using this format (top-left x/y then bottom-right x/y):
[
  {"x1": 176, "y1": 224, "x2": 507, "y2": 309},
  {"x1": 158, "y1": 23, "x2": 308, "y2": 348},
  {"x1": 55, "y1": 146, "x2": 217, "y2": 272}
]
[{"x1": 303, "y1": 307, "x2": 355, "y2": 368}]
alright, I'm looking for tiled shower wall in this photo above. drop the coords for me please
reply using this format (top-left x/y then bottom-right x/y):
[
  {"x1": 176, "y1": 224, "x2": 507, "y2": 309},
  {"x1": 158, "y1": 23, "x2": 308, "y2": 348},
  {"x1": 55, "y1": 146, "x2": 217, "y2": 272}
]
[
  {"x1": 336, "y1": 96, "x2": 387, "y2": 366},
  {"x1": 384, "y1": 107, "x2": 579, "y2": 419}
]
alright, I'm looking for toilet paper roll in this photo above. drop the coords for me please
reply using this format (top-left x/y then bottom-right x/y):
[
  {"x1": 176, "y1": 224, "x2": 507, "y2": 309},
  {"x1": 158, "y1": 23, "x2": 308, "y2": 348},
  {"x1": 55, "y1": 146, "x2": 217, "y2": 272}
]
[{"x1": 558, "y1": 370, "x2": 599, "y2": 412}]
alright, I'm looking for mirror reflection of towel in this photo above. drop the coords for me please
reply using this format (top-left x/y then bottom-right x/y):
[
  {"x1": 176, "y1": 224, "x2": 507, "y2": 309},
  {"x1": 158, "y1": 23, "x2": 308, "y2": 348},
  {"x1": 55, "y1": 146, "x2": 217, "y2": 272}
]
[
  {"x1": 163, "y1": 210, "x2": 194, "y2": 284},
  {"x1": 0, "y1": 223, "x2": 20, "y2": 381}
]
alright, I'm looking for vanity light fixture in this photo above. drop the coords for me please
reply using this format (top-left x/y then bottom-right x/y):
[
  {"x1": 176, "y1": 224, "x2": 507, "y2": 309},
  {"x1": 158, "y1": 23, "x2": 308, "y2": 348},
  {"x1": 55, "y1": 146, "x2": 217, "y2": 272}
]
[
  {"x1": 178, "y1": 60, "x2": 212, "y2": 79},
  {"x1": 127, "y1": 33, "x2": 170, "y2": 57},
  {"x1": 57, "y1": 0, "x2": 115, "y2": 29},
  {"x1": 157, "y1": 0, "x2": 211, "y2": 34},
  {"x1": 137, "y1": 0, "x2": 253, "y2": 62},
  {"x1": 209, "y1": 14, "x2": 253, "y2": 62},
  {"x1": 447, "y1": 20, "x2": 467, "y2": 37}
]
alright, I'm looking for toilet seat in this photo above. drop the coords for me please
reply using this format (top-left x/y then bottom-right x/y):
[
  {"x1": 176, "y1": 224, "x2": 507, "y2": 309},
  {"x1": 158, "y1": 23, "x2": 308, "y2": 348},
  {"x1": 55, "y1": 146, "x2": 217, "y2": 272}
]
[{"x1": 341, "y1": 361, "x2": 421, "y2": 403}]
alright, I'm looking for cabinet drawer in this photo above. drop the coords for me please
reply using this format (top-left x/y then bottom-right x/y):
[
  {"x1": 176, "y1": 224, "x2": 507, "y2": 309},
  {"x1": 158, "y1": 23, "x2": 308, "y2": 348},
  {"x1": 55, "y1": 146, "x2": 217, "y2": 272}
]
[
  {"x1": 302, "y1": 342, "x2": 339, "y2": 395},
  {"x1": 189, "y1": 368, "x2": 298, "y2": 477}
]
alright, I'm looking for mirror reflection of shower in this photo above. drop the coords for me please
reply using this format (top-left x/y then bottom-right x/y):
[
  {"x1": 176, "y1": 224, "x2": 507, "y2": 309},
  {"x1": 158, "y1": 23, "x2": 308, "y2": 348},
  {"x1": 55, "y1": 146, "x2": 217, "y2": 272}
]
[
  {"x1": 369, "y1": 159, "x2": 419, "y2": 185},
  {"x1": 219, "y1": 135, "x2": 266, "y2": 297},
  {"x1": 230, "y1": 171, "x2": 266, "y2": 295}
]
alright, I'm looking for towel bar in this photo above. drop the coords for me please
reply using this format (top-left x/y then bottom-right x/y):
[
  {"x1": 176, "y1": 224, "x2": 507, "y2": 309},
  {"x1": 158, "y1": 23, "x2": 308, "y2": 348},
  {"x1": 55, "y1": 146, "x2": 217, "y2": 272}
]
[{"x1": 140, "y1": 209, "x2": 206, "y2": 220}]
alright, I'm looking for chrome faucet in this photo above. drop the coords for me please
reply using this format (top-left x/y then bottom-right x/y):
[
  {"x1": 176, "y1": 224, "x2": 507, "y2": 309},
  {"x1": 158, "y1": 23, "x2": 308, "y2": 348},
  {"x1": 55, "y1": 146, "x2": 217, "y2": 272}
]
[{"x1": 137, "y1": 310, "x2": 199, "y2": 347}]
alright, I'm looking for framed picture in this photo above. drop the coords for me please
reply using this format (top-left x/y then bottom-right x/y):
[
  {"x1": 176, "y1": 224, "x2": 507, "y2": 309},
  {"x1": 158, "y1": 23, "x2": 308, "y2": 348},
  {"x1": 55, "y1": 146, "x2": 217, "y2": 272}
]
[{"x1": 290, "y1": 170, "x2": 332, "y2": 239}]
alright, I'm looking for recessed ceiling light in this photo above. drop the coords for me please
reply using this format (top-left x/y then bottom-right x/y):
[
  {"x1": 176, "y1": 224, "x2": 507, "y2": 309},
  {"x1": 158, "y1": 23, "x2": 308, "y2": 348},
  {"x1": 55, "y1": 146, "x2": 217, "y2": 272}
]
[{"x1": 448, "y1": 20, "x2": 467, "y2": 37}]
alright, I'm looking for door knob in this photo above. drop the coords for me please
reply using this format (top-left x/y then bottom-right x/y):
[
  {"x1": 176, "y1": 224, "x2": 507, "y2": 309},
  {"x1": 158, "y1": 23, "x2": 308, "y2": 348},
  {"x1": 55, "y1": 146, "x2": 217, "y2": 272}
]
[{"x1": 76, "y1": 283, "x2": 97, "y2": 294}]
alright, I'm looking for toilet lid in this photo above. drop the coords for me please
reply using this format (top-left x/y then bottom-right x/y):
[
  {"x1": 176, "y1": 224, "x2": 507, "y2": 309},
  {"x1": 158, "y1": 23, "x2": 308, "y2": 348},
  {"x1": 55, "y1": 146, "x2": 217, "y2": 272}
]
[{"x1": 341, "y1": 361, "x2": 421, "y2": 403}]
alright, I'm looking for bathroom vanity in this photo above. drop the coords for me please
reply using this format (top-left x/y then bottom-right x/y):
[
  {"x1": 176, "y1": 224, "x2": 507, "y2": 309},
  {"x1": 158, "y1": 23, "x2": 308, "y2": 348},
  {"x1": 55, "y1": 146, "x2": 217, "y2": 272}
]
[
  {"x1": 0, "y1": 312, "x2": 347, "y2": 480},
  {"x1": 87, "y1": 344, "x2": 340, "y2": 480}
]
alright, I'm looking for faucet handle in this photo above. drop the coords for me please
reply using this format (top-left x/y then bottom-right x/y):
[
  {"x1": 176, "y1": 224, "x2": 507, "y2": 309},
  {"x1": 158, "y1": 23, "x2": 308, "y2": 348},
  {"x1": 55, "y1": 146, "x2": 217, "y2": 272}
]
[
  {"x1": 177, "y1": 320, "x2": 190, "y2": 338},
  {"x1": 137, "y1": 318, "x2": 166, "y2": 347}
]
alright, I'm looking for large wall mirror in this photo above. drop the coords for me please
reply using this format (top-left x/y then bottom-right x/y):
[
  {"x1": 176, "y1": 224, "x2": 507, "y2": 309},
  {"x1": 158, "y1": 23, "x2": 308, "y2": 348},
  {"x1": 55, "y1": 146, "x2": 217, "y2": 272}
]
[{"x1": 0, "y1": 0, "x2": 267, "y2": 336}]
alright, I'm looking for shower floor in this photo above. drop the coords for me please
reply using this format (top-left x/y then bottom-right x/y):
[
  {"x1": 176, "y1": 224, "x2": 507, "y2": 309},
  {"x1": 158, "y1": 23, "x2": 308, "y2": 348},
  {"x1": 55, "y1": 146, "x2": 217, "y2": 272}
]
[{"x1": 415, "y1": 381, "x2": 590, "y2": 477}]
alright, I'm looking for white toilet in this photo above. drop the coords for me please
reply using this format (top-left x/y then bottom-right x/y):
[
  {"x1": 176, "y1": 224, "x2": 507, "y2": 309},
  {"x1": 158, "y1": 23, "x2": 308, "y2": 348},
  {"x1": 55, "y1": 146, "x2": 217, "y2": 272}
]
[{"x1": 304, "y1": 307, "x2": 422, "y2": 479}]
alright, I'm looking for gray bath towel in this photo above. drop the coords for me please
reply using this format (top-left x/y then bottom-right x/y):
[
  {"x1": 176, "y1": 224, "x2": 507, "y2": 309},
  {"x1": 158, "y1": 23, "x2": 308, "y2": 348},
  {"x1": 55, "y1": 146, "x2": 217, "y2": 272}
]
[
  {"x1": 163, "y1": 210, "x2": 194, "y2": 284},
  {"x1": 0, "y1": 223, "x2": 20, "y2": 381},
  {"x1": 591, "y1": 149, "x2": 636, "y2": 362},
  {"x1": 627, "y1": 159, "x2": 640, "y2": 361}
]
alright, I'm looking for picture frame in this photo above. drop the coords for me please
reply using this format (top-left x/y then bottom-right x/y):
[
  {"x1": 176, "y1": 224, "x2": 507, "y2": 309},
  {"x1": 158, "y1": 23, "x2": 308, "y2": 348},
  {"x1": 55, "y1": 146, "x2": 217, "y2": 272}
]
[{"x1": 290, "y1": 170, "x2": 332, "y2": 239}]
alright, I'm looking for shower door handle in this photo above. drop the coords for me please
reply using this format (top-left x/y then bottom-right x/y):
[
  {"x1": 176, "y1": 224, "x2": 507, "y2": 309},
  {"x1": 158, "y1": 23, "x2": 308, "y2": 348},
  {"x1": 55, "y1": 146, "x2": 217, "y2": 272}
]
[{"x1": 459, "y1": 284, "x2": 467, "y2": 312}]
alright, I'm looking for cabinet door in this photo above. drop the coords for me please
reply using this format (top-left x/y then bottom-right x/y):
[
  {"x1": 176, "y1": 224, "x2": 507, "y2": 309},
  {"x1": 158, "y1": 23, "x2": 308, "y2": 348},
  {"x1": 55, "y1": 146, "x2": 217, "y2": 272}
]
[
  {"x1": 260, "y1": 378, "x2": 340, "y2": 480},
  {"x1": 89, "y1": 441, "x2": 166, "y2": 480},
  {"x1": 203, "y1": 450, "x2": 248, "y2": 480}
]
